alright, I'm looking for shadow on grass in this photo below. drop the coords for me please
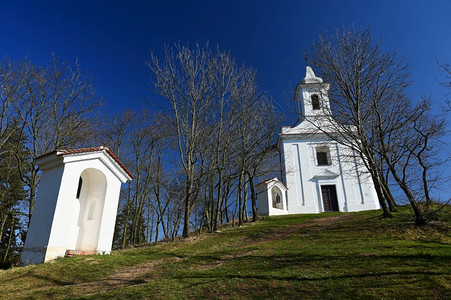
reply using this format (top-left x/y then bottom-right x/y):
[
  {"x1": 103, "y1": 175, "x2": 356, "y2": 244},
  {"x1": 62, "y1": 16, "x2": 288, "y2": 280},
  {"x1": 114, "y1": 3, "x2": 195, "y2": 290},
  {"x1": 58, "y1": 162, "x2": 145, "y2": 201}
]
[
  {"x1": 172, "y1": 269, "x2": 449, "y2": 283},
  {"x1": 177, "y1": 251, "x2": 451, "y2": 282},
  {"x1": 27, "y1": 273, "x2": 76, "y2": 286}
]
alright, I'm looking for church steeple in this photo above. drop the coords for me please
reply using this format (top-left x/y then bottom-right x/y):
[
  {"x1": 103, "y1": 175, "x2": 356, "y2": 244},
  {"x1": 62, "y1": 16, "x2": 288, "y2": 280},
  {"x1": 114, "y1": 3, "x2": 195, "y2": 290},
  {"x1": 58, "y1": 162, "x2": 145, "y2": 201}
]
[
  {"x1": 302, "y1": 66, "x2": 323, "y2": 84},
  {"x1": 294, "y1": 66, "x2": 331, "y2": 121}
]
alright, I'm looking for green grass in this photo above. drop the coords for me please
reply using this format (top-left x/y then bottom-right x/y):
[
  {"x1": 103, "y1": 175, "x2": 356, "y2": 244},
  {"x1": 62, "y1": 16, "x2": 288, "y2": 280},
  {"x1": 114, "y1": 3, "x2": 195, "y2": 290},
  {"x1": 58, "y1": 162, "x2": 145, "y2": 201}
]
[{"x1": 1, "y1": 206, "x2": 450, "y2": 299}]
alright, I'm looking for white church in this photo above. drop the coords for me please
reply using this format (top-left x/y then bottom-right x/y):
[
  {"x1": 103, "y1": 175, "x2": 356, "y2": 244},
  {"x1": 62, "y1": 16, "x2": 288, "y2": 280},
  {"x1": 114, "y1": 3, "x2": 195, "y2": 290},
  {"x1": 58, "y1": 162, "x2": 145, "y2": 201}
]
[{"x1": 257, "y1": 67, "x2": 380, "y2": 216}]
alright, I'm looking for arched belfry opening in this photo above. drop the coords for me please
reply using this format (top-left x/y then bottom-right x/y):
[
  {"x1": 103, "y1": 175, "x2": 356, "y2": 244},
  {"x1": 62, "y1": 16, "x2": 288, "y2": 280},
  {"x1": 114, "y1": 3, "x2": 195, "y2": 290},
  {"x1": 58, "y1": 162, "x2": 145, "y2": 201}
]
[{"x1": 21, "y1": 147, "x2": 133, "y2": 265}]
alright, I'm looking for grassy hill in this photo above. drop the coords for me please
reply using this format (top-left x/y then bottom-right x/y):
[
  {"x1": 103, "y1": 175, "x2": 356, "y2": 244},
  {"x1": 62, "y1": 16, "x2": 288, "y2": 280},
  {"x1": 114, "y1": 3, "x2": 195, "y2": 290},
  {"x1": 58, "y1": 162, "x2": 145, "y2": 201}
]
[{"x1": 1, "y1": 207, "x2": 450, "y2": 299}]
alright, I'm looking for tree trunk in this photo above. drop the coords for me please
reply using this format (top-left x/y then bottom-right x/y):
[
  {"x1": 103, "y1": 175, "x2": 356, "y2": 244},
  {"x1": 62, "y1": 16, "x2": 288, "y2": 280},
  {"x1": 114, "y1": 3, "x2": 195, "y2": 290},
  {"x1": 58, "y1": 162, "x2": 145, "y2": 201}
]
[
  {"x1": 2, "y1": 215, "x2": 15, "y2": 264},
  {"x1": 362, "y1": 145, "x2": 392, "y2": 218},
  {"x1": 122, "y1": 185, "x2": 132, "y2": 248},
  {"x1": 247, "y1": 173, "x2": 258, "y2": 222},
  {"x1": 232, "y1": 197, "x2": 238, "y2": 227},
  {"x1": 371, "y1": 171, "x2": 392, "y2": 218},
  {"x1": 243, "y1": 177, "x2": 249, "y2": 221},
  {"x1": 238, "y1": 170, "x2": 243, "y2": 226},
  {"x1": 214, "y1": 172, "x2": 223, "y2": 231},
  {"x1": 385, "y1": 157, "x2": 426, "y2": 225},
  {"x1": 27, "y1": 170, "x2": 38, "y2": 227},
  {"x1": 224, "y1": 192, "x2": 230, "y2": 224},
  {"x1": 182, "y1": 176, "x2": 193, "y2": 238},
  {"x1": 381, "y1": 179, "x2": 397, "y2": 212}
]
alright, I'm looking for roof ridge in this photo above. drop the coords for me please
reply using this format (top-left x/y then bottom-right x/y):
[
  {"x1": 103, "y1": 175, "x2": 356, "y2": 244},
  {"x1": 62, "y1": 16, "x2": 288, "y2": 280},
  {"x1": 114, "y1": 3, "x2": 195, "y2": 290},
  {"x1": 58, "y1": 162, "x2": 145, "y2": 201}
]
[{"x1": 36, "y1": 146, "x2": 134, "y2": 179}]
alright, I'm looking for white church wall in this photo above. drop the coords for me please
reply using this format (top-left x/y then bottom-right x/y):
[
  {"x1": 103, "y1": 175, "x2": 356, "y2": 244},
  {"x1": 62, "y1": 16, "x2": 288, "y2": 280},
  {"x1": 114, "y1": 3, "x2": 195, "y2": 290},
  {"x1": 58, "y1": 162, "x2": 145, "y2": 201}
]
[
  {"x1": 336, "y1": 144, "x2": 380, "y2": 212},
  {"x1": 281, "y1": 142, "x2": 308, "y2": 213},
  {"x1": 281, "y1": 134, "x2": 380, "y2": 214}
]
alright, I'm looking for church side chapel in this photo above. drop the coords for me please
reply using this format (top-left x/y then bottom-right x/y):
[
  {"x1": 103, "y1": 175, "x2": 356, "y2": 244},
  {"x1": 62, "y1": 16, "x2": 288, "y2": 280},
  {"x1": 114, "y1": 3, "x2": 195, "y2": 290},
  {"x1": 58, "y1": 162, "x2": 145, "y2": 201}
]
[
  {"x1": 20, "y1": 147, "x2": 133, "y2": 265},
  {"x1": 257, "y1": 67, "x2": 380, "y2": 215}
]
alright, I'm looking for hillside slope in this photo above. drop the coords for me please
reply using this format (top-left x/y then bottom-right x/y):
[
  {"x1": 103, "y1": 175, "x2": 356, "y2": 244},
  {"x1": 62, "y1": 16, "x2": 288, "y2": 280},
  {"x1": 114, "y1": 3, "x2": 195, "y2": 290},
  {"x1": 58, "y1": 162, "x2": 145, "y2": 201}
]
[{"x1": 1, "y1": 207, "x2": 450, "y2": 299}]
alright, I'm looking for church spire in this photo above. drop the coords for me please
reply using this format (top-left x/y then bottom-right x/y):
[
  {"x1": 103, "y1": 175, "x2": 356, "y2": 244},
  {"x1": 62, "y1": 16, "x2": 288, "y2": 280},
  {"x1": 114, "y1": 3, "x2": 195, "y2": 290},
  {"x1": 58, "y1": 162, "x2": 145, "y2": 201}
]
[{"x1": 302, "y1": 66, "x2": 323, "y2": 84}]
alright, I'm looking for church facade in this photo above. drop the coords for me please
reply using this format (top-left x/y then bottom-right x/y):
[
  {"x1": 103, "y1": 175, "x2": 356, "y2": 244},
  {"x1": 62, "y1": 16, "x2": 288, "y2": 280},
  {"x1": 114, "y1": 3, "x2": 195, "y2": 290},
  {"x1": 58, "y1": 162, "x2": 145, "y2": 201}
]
[{"x1": 257, "y1": 67, "x2": 380, "y2": 215}]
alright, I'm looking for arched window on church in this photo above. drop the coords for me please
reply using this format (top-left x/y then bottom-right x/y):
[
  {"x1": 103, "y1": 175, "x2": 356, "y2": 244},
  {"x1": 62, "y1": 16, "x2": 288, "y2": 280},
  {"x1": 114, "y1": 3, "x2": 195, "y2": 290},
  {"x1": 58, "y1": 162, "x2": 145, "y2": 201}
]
[
  {"x1": 271, "y1": 186, "x2": 283, "y2": 209},
  {"x1": 311, "y1": 94, "x2": 320, "y2": 110}
]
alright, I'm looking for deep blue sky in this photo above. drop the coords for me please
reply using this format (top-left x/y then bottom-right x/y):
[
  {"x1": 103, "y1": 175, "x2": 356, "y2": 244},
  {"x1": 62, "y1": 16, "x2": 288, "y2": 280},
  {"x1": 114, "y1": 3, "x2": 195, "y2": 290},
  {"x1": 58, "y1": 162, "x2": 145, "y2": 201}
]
[{"x1": 2, "y1": 0, "x2": 451, "y2": 122}]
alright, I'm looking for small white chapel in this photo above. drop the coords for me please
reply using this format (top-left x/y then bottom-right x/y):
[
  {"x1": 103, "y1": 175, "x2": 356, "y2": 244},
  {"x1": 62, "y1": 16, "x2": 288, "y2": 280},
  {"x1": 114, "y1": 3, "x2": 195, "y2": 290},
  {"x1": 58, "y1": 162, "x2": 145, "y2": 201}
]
[
  {"x1": 21, "y1": 147, "x2": 133, "y2": 265},
  {"x1": 257, "y1": 67, "x2": 380, "y2": 216}
]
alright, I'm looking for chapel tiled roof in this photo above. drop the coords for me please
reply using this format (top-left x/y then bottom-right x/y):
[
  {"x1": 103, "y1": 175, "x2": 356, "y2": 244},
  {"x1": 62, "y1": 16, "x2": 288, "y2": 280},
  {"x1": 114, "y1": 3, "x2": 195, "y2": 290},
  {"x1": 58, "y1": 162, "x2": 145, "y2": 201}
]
[{"x1": 36, "y1": 146, "x2": 134, "y2": 179}]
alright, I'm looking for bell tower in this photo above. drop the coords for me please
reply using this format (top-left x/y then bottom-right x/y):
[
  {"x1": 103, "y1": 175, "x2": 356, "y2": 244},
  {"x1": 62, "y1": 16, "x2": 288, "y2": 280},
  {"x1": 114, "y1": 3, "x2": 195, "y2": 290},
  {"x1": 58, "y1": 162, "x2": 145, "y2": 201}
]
[{"x1": 294, "y1": 66, "x2": 332, "y2": 122}]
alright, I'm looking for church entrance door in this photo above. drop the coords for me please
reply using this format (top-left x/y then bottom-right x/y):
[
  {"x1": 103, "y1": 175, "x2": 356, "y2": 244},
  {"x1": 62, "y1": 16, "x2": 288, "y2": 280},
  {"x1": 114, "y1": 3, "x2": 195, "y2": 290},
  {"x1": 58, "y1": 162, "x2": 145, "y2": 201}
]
[{"x1": 321, "y1": 185, "x2": 339, "y2": 212}]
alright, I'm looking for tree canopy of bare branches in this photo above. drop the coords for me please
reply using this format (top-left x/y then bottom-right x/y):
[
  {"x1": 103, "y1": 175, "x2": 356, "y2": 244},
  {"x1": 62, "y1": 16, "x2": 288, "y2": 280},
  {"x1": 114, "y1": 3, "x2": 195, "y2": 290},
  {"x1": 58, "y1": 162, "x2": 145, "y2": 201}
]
[
  {"x1": 0, "y1": 55, "x2": 101, "y2": 267},
  {"x1": 307, "y1": 27, "x2": 448, "y2": 224},
  {"x1": 148, "y1": 44, "x2": 281, "y2": 237}
]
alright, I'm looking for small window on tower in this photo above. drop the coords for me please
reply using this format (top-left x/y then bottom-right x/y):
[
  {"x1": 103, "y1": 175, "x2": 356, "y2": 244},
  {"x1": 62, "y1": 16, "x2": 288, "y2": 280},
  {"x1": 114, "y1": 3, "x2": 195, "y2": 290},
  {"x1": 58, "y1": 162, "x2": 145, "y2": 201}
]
[
  {"x1": 311, "y1": 94, "x2": 320, "y2": 110},
  {"x1": 316, "y1": 146, "x2": 331, "y2": 166}
]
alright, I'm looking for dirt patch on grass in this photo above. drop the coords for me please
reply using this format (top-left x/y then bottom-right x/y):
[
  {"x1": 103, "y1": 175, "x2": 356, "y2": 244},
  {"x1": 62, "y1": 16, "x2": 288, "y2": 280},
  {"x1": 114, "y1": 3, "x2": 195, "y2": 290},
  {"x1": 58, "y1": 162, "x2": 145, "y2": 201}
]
[
  {"x1": 65, "y1": 256, "x2": 186, "y2": 296},
  {"x1": 194, "y1": 215, "x2": 351, "y2": 272},
  {"x1": 253, "y1": 214, "x2": 350, "y2": 245}
]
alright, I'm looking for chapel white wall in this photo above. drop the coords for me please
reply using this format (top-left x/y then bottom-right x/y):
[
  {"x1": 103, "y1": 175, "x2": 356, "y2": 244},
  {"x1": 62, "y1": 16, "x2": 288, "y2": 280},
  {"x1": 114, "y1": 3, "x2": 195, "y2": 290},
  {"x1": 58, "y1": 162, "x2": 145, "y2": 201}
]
[{"x1": 21, "y1": 151, "x2": 129, "y2": 265}]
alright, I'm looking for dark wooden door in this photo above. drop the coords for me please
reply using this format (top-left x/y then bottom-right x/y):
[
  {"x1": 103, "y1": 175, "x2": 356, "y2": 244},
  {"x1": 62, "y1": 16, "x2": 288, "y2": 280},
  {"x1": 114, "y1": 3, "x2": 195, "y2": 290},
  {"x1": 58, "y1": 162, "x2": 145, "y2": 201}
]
[{"x1": 321, "y1": 185, "x2": 339, "y2": 212}]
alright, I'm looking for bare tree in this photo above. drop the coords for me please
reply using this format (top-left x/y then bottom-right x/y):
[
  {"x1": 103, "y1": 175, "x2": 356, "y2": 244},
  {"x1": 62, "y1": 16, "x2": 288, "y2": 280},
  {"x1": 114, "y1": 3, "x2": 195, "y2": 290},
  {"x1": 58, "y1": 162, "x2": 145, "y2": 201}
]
[
  {"x1": 148, "y1": 44, "x2": 279, "y2": 236},
  {"x1": 0, "y1": 60, "x2": 22, "y2": 155},
  {"x1": 306, "y1": 27, "x2": 413, "y2": 218},
  {"x1": 0, "y1": 55, "x2": 100, "y2": 264},
  {"x1": 439, "y1": 60, "x2": 451, "y2": 111},
  {"x1": 0, "y1": 124, "x2": 27, "y2": 268},
  {"x1": 3, "y1": 56, "x2": 101, "y2": 227},
  {"x1": 103, "y1": 109, "x2": 174, "y2": 246},
  {"x1": 149, "y1": 44, "x2": 218, "y2": 237},
  {"x1": 233, "y1": 92, "x2": 281, "y2": 222},
  {"x1": 307, "y1": 27, "x2": 450, "y2": 224},
  {"x1": 100, "y1": 111, "x2": 136, "y2": 248}
]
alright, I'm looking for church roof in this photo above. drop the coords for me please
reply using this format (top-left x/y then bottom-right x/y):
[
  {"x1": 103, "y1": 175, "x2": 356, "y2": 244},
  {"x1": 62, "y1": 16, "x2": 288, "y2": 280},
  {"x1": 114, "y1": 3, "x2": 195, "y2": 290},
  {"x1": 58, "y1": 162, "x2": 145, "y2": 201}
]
[
  {"x1": 257, "y1": 177, "x2": 288, "y2": 191},
  {"x1": 37, "y1": 146, "x2": 134, "y2": 179}
]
